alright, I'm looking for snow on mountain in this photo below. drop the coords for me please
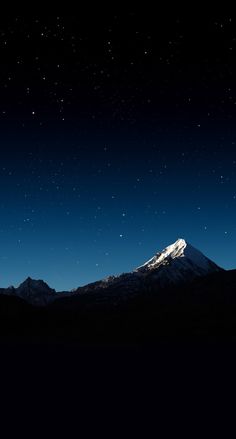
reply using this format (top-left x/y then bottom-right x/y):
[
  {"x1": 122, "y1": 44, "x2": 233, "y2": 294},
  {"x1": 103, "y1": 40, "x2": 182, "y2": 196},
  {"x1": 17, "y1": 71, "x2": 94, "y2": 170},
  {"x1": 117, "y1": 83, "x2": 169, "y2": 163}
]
[
  {"x1": 73, "y1": 238, "x2": 223, "y2": 296},
  {"x1": 137, "y1": 238, "x2": 202, "y2": 270},
  {"x1": 135, "y1": 238, "x2": 221, "y2": 282},
  {"x1": 0, "y1": 239, "x2": 224, "y2": 305}
]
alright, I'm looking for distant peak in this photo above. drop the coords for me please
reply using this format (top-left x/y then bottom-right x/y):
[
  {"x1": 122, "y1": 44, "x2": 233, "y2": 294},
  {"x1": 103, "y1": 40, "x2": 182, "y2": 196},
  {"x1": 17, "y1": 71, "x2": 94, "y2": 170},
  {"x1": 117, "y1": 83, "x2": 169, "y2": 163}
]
[
  {"x1": 22, "y1": 277, "x2": 43, "y2": 284},
  {"x1": 136, "y1": 238, "x2": 221, "y2": 274},
  {"x1": 14, "y1": 277, "x2": 56, "y2": 306},
  {"x1": 17, "y1": 277, "x2": 53, "y2": 291}
]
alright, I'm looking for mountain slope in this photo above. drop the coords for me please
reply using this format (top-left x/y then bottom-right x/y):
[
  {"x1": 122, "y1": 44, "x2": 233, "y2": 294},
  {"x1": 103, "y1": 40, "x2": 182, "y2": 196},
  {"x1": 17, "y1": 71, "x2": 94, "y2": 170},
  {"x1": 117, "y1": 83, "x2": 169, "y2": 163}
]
[
  {"x1": 71, "y1": 238, "x2": 223, "y2": 300},
  {"x1": 4, "y1": 277, "x2": 57, "y2": 306},
  {"x1": 0, "y1": 238, "x2": 223, "y2": 305},
  {"x1": 135, "y1": 238, "x2": 222, "y2": 285}
]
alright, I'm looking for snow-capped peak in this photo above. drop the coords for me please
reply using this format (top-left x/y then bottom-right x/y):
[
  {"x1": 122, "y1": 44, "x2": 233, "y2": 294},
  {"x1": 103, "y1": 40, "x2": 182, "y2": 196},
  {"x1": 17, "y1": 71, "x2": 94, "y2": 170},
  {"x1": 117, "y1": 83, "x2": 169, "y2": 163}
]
[
  {"x1": 138, "y1": 238, "x2": 187, "y2": 269},
  {"x1": 0, "y1": 239, "x2": 223, "y2": 305},
  {"x1": 136, "y1": 238, "x2": 221, "y2": 276}
]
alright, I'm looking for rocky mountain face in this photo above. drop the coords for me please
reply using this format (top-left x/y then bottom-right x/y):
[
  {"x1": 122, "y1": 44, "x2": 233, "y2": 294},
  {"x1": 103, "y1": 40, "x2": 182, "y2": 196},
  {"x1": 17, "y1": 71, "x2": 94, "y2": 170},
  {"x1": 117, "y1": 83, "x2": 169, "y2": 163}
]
[{"x1": 2, "y1": 277, "x2": 57, "y2": 306}]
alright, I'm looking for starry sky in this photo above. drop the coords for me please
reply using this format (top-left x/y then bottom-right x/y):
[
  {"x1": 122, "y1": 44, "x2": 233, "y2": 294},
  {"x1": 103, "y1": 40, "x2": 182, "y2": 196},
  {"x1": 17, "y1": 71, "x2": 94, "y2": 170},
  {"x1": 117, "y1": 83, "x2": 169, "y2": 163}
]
[{"x1": 0, "y1": 13, "x2": 235, "y2": 290}]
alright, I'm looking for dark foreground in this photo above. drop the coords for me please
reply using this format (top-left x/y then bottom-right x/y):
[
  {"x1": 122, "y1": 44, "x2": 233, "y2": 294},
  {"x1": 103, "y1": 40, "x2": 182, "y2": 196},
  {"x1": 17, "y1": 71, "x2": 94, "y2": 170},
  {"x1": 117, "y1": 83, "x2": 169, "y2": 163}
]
[
  {"x1": 1, "y1": 270, "x2": 236, "y2": 433},
  {"x1": 1, "y1": 269, "x2": 236, "y2": 343}
]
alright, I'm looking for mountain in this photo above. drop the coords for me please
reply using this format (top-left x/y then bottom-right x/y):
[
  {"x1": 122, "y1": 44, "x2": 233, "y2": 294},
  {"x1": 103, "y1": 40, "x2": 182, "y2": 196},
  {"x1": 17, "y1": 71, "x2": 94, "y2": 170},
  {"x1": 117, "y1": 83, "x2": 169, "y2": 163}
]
[
  {"x1": 5, "y1": 277, "x2": 57, "y2": 306},
  {"x1": 17, "y1": 277, "x2": 58, "y2": 305},
  {"x1": 0, "y1": 238, "x2": 223, "y2": 306},
  {"x1": 0, "y1": 238, "x2": 235, "y2": 344},
  {"x1": 71, "y1": 238, "x2": 222, "y2": 300},
  {"x1": 135, "y1": 238, "x2": 222, "y2": 284}
]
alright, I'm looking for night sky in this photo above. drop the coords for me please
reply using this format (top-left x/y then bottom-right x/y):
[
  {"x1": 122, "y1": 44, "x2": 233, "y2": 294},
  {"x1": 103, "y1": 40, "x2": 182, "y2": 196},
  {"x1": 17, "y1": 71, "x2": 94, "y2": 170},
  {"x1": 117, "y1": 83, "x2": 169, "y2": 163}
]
[{"x1": 0, "y1": 13, "x2": 235, "y2": 290}]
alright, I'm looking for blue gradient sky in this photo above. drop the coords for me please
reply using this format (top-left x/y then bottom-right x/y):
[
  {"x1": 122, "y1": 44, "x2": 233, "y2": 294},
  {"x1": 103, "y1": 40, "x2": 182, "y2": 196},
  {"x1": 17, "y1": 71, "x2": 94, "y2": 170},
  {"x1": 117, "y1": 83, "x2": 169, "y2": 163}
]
[
  {"x1": 0, "y1": 14, "x2": 235, "y2": 290},
  {"x1": 0, "y1": 122, "x2": 235, "y2": 290}
]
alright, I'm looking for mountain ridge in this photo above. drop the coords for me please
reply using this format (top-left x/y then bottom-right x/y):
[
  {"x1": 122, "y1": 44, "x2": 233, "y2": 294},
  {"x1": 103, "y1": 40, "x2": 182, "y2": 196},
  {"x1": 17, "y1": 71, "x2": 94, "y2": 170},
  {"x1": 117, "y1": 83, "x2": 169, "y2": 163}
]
[{"x1": 0, "y1": 238, "x2": 223, "y2": 305}]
